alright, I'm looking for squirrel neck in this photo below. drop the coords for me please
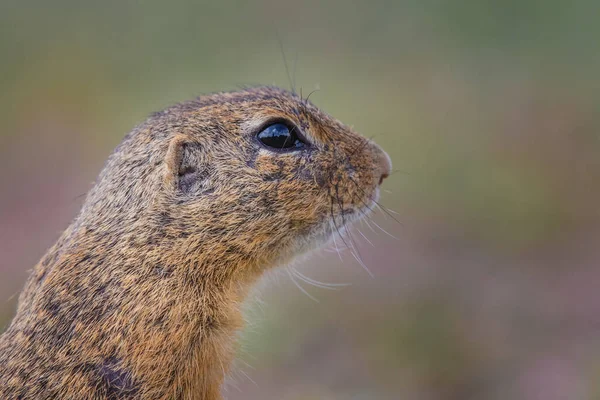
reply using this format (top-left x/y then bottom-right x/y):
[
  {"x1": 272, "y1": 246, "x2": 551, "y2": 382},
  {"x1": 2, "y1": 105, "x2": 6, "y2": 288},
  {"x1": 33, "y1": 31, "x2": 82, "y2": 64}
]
[{"x1": 18, "y1": 221, "x2": 262, "y2": 399}]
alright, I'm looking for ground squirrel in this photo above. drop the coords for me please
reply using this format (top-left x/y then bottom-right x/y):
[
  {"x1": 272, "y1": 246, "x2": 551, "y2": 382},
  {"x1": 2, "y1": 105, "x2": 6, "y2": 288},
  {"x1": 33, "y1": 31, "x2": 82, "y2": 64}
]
[{"x1": 0, "y1": 86, "x2": 391, "y2": 399}]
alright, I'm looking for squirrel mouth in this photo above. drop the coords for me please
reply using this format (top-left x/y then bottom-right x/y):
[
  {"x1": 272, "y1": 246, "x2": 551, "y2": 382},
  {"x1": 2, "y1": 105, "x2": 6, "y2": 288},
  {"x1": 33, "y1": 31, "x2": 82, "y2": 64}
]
[
  {"x1": 290, "y1": 186, "x2": 381, "y2": 258},
  {"x1": 324, "y1": 187, "x2": 380, "y2": 238}
]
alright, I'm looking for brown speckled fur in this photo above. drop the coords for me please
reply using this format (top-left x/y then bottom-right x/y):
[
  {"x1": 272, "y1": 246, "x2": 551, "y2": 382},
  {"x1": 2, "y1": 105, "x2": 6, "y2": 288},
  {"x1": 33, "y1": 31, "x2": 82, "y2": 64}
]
[{"x1": 0, "y1": 86, "x2": 391, "y2": 399}]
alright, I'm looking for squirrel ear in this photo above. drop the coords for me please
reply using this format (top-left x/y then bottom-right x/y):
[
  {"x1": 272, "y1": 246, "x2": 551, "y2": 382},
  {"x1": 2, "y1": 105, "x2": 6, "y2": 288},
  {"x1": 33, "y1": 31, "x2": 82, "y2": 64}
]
[{"x1": 164, "y1": 135, "x2": 205, "y2": 194}]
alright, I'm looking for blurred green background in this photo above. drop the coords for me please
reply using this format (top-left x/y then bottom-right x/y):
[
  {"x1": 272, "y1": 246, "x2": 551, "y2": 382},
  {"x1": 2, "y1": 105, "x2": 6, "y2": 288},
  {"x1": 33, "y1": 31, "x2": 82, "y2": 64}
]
[{"x1": 2, "y1": 1, "x2": 600, "y2": 399}]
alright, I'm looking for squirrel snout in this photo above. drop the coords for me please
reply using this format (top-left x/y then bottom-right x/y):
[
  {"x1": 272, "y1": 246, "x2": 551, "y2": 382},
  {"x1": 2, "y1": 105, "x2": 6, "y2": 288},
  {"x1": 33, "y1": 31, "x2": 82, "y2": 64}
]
[{"x1": 375, "y1": 146, "x2": 392, "y2": 186}]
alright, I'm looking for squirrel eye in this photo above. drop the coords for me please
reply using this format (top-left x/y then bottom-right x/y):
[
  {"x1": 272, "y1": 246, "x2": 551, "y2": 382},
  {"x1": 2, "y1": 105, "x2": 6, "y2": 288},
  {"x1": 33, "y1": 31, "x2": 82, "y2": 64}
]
[{"x1": 257, "y1": 123, "x2": 305, "y2": 150}]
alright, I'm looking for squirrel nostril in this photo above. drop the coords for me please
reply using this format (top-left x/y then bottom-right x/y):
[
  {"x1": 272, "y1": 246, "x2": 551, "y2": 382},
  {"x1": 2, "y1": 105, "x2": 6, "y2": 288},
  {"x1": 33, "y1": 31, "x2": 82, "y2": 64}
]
[
  {"x1": 377, "y1": 151, "x2": 392, "y2": 186},
  {"x1": 378, "y1": 173, "x2": 389, "y2": 186}
]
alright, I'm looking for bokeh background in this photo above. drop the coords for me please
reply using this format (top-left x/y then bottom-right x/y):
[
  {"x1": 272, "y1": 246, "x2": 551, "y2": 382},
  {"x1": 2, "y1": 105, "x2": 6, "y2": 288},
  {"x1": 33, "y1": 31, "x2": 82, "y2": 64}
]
[{"x1": 2, "y1": 1, "x2": 600, "y2": 399}]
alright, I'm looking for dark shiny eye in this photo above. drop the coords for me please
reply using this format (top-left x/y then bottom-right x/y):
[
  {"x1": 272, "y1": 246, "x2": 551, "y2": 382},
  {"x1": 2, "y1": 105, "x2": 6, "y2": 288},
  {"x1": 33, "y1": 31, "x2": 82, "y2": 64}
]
[{"x1": 257, "y1": 123, "x2": 305, "y2": 150}]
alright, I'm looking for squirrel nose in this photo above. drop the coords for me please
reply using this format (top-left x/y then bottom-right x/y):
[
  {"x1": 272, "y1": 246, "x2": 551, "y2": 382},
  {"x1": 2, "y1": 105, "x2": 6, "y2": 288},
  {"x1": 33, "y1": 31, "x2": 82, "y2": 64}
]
[
  {"x1": 375, "y1": 146, "x2": 392, "y2": 186},
  {"x1": 379, "y1": 172, "x2": 389, "y2": 186}
]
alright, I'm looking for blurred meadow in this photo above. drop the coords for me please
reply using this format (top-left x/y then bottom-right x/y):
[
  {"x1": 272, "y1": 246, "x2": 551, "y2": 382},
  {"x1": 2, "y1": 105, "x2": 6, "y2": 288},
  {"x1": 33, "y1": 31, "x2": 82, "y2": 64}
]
[{"x1": 2, "y1": 1, "x2": 600, "y2": 399}]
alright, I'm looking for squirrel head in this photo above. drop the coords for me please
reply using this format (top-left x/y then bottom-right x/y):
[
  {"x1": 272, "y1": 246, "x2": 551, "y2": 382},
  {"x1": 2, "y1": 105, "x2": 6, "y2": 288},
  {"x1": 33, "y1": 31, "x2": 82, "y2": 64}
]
[{"x1": 84, "y1": 86, "x2": 391, "y2": 278}]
